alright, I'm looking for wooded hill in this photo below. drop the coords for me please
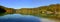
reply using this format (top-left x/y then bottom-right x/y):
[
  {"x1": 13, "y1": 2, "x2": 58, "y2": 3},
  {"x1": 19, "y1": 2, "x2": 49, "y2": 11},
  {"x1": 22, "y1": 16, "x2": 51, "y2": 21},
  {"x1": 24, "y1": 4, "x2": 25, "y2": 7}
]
[
  {"x1": 0, "y1": 5, "x2": 15, "y2": 14},
  {"x1": 0, "y1": 4, "x2": 60, "y2": 20},
  {"x1": 18, "y1": 4, "x2": 60, "y2": 20},
  {"x1": 19, "y1": 4, "x2": 60, "y2": 14}
]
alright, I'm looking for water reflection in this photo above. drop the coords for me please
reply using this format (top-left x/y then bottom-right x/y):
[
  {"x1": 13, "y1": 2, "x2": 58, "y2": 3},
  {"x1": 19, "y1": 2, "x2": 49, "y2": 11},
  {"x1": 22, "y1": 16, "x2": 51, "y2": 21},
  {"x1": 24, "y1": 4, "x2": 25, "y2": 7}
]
[
  {"x1": 0, "y1": 13, "x2": 7, "y2": 16},
  {"x1": 0, "y1": 13, "x2": 40, "y2": 22},
  {"x1": 0, "y1": 13, "x2": 56, "y2": 22}
]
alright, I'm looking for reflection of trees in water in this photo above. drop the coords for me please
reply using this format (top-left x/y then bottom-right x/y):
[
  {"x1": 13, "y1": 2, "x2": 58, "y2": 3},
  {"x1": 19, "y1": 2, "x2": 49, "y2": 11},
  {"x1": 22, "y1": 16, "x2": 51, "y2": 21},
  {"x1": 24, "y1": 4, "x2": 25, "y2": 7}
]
[
  {"x1": 0, "y1": 13, "x2": 7, "y2": 16},
  {"x1": 0, "y1": 13, "x2": 14, "y2": 16}
]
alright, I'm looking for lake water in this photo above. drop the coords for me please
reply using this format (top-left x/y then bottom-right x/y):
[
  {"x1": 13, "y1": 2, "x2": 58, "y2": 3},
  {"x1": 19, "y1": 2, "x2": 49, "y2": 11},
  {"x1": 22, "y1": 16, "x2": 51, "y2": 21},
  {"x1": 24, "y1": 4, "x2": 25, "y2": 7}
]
[{"x1": 0, "y1": 14, "x2": 56, "y2": 22}]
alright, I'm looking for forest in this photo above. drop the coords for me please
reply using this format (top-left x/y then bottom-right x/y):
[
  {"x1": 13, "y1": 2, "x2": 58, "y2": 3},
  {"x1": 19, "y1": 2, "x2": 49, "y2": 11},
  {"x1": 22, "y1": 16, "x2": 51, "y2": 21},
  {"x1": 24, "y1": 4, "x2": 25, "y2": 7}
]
[
  {"x1": 18, "y1": 4, "x2": 60, "y2": 20},
  {"x1": 0, "y1": 5, "x2": 14, "y2": 16},
  {"x1": 0, "y1": 4, "x2": 60, "y2": 20}
]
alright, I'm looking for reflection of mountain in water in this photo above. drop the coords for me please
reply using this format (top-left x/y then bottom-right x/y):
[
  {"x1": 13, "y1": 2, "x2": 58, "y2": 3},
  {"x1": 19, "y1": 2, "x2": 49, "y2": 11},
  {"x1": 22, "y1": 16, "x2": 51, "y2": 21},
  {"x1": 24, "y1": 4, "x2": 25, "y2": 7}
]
[
  {"x1": 0, "y1": 4, "x2": 60, "y2": 22},
  {"x1": 0, "y1": 17, "x2": 40, "y2": 22},
  {"x1": 0, "y1": 13, "x2": 14, "y2": 16},
  {"x1": 0, "y1": 14, "x2": 40, "y2": 22}
]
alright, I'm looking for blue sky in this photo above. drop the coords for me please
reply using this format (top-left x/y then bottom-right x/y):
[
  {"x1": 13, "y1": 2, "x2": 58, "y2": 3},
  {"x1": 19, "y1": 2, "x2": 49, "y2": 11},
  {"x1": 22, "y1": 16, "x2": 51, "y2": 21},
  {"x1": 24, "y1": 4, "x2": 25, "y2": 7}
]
[{"x1": 0, "y1": 0, "x2": 60, "y2": 9}]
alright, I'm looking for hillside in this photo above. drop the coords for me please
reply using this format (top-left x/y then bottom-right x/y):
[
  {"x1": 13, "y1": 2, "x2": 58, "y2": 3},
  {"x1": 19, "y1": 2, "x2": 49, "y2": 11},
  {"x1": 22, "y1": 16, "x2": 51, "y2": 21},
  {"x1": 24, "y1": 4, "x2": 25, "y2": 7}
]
[
  {"x1": 0, "y1": 4, "x2": 60, "y2": 20},
  {"x1": 0, "y1": 5, "x2": 16, "y2": 14},
  {"x1": 18, "y1": 4, "x2": 60, "y2": 20}
]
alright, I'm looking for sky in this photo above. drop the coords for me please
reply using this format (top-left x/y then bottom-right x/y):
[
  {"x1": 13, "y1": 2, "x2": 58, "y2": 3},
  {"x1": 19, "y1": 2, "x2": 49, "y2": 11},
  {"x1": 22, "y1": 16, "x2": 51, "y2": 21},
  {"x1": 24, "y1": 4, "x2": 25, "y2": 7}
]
[{"x1": 0, "y1": 0, "x2": 60, "y2": 9}]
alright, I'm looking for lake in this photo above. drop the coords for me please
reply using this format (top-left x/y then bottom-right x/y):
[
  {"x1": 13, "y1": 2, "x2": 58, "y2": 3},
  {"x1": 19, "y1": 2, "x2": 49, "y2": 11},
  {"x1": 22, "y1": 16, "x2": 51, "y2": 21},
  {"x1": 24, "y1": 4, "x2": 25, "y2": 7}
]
[{"x1": 0, "y1": 14, "x2": 56, "y2": 22}]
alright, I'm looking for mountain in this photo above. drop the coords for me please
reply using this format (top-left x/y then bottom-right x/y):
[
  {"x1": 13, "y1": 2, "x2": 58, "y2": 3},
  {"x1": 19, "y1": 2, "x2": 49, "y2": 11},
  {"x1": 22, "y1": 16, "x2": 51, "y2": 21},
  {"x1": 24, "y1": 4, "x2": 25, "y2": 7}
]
[
  {"x1": 0, "y1": 4, "x2": 60, "y2": 20},
  {"x1": 18, "y1": 4, "x2": 60, "y2": 20},
  {"x1": 0, "y1": 5, "x2": 16, "y2": 14}
]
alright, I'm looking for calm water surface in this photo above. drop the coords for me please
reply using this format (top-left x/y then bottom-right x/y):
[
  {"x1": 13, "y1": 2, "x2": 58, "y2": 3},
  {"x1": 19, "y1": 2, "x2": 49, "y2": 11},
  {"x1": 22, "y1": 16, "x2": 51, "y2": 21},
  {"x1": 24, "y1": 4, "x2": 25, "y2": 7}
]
[
  {"x1": 0, "y1": 14, "x2": 56, "y2": 22},
  {"x1": 0, "y1": 14, "x2": 41, "y2": 22}
]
